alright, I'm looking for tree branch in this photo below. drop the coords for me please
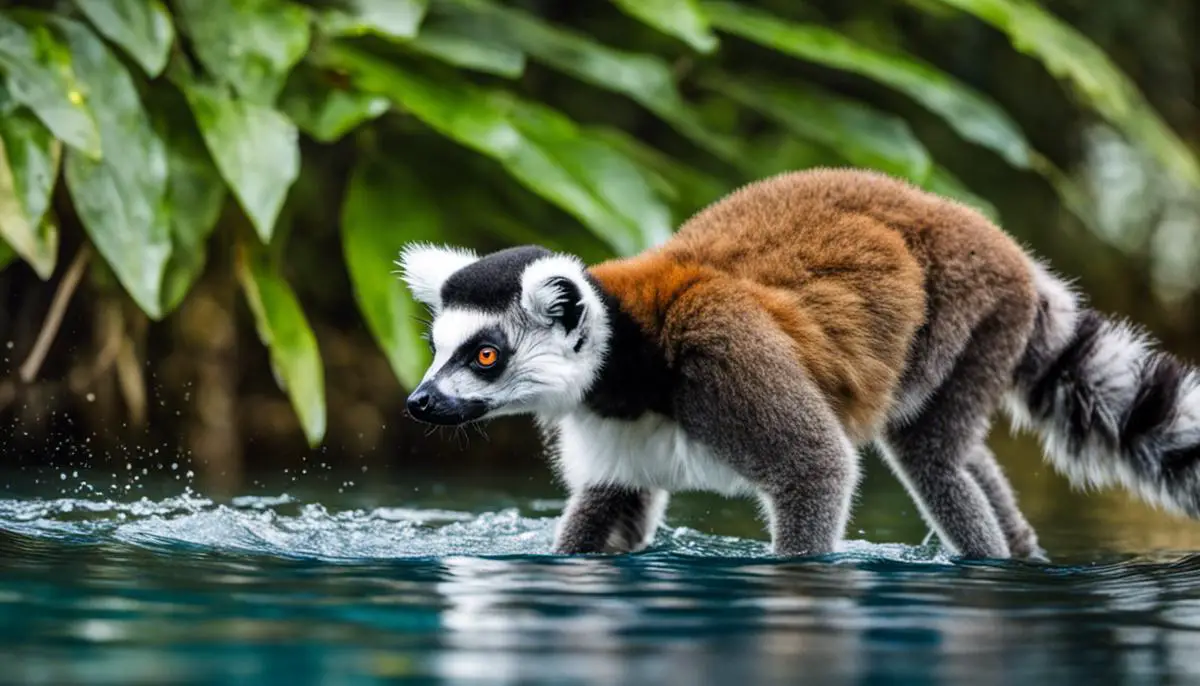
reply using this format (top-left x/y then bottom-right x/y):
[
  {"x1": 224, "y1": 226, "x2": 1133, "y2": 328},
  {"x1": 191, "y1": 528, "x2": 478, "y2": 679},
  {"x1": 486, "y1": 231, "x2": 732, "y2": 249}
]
[{"x1": 19, "y1": 244, "x2": 92, "y2": 384}]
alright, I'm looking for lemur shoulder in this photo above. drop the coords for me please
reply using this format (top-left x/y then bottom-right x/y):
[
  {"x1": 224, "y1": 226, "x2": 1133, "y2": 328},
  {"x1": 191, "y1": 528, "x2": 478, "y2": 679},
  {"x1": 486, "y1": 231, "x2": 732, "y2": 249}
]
[{"x1": 399, "y1": 167, "x2": 1200, "y2": 560}]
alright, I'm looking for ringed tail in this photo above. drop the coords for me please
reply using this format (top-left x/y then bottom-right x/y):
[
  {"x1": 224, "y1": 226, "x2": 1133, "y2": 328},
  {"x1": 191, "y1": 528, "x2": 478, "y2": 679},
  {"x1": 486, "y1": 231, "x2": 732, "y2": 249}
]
[{"x1": 1007, "y1": 260, "x2": 1200, "y2": 517}]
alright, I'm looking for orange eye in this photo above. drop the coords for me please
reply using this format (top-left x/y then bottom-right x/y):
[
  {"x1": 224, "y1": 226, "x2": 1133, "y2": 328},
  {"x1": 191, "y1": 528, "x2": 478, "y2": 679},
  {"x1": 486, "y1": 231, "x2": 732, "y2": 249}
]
[{"x1": 476, "y1": 346, "x2": 499, "y2": 367}]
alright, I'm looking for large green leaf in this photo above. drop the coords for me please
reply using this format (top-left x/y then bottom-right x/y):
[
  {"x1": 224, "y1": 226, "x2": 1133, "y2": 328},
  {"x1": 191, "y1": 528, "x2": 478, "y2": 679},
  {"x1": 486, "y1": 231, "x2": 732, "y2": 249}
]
[
  {"x1": 925, "y1": 165, "x2": 998, "y2": 221},
  {"x1": 592, "y1": 126, "x2": 729, "y2": 217},
  {"x1": 236, "y1": 238, "x2": 326, "y2": 447},
  {"x1": 701, "y1": 1, "x2": 1033, "y2": 170},
  {"x1": 321, "y1": 41, "x2": 671, "y2": 255},
  {"x1": 57, "y1": 18, "x2": 170, "y2": 319},
  {"x1": 0, "y1": 12, "x2": 101, "y2": 158},
  {"x1": 279, "y1": 67, "x2": 390, "y2": 143},
  {"x1": 610, "y1": 0, "x2": 718, "y2": 53},
  {"x1": 182, "y1": 80, "x2": 300, "y2": 242},
  {"x1": 149, "y1": 89, "x2": 227, "y2": 315},
  {"x1": 319, "y1": 0, "x2": 427, "y2": 40},
  {"x1": 341, "y1": 158, "x2": 437, "y2": 389},
  {"x1": 929, "y1": 0, "x2": 1200, "y2": 190},
  {"x1": 404, "y1": 4, "x2": 525, "y2": 78},
  {"x1": 0, "y1": 236, "x2": 15, "y2": 271},
  {"x1": 72, "y1": 0, "x2": 173, "y2": 77},
  {"x1": 509, "y1": 101, "x2": 673, "y2": 249},
  {"x1": 172, "y1": 0, "x2": 310, "y2": 105},
  {"x1": 703, "y1": 72, "x2": 933, "y2": 183},
  {"x1": 449, "y1": 0, "x2": 741, "y2": 165},
  {"x1": 0, "y1": 104, "x2": 61, "y2": 279}
]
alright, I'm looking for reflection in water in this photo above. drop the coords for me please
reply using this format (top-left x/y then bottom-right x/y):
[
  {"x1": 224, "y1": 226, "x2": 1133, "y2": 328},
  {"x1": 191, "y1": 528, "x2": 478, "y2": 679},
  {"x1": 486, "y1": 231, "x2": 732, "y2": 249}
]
[{"x1": 2, "y1": 487, "x2": 1200, "y2": 685}]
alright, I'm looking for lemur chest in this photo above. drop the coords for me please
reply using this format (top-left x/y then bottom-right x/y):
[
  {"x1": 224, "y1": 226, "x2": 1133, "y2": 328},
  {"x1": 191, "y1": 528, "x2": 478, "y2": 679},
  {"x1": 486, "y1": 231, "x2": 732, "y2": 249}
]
[{"x1": 550, "y1": 411, "x2": 756, "y2": 496}]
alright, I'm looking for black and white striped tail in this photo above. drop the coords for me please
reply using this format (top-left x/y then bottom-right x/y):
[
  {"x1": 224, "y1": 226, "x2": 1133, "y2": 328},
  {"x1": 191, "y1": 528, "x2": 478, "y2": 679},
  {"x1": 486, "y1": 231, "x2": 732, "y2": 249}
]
[{"x1": 1007, "y1": 262, "x2": 1200, "y2": 517}]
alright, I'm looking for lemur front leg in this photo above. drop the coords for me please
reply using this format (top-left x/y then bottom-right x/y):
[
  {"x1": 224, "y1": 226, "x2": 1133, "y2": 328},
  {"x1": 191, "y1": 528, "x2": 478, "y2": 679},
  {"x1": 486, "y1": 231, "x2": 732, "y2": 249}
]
[
  {"x1": 670, "y1": 293, "x2": 860, "y2": 556},
  {"x1": 552, "y1": 486, "x2": 669, "y2": 554}
]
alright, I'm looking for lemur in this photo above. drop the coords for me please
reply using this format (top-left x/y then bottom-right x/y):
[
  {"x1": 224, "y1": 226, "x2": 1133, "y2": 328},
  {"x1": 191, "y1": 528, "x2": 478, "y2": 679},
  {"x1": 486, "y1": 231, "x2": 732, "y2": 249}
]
[{"x1": 397, "y1": 167, "x2": 1200, "y2": 560}]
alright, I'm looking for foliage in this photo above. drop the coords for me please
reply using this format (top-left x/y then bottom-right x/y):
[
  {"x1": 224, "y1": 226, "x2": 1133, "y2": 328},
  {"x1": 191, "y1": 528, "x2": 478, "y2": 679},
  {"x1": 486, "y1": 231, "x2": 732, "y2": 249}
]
[{"x1": 0, "y1": 0, "x2": 1194, "y2": 447}]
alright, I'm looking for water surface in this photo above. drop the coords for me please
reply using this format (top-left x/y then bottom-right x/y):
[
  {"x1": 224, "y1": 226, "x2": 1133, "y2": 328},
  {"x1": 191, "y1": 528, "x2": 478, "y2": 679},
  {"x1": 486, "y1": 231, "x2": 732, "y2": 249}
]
[{"x1": 3, "y1": 461, "x2": 1200, "y2": 685}]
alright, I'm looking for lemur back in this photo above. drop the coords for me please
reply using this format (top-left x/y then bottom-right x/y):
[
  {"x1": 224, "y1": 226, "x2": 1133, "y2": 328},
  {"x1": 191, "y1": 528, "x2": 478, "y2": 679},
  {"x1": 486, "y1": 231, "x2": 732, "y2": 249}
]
[
  {"x1": 589, "y1": 169, "x2": 1039, "y2": 442},
  {"x1": 398, "y1": 167, "x2": 1200, "y2": 561}
]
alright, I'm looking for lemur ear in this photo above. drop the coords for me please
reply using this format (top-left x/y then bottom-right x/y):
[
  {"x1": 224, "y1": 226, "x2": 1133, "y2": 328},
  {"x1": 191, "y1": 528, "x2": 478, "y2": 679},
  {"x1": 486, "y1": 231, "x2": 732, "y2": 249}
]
[
  {"x1": 396, "y1": 243, "x2": 479, "y2": 311},
  {"x1": 527, "y1": 276, "x2": 584, "y2": 333},
  {"x1": 521, "y1": 256, "x2": 588, "y2": 334}
]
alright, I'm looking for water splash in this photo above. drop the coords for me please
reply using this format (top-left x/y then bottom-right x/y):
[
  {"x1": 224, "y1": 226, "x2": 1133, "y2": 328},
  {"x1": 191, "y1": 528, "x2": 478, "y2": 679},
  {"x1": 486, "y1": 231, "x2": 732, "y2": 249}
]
[
  {"x1": 3, "y1": 490, "x2": 1200, "y2": 685},
  {"x1": 0, "y1": 492, "x2": 953, "y2": 565}
]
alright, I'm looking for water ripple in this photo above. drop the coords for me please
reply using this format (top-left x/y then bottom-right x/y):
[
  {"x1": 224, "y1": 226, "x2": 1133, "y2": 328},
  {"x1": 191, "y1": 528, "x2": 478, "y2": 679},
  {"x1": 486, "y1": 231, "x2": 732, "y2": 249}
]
[
  {"x1": 0, "y1": 493, "x2": 962, "y2": 565},
  {"x1": 3, "y1": 492, "x2": 1200, "y2": 684}
]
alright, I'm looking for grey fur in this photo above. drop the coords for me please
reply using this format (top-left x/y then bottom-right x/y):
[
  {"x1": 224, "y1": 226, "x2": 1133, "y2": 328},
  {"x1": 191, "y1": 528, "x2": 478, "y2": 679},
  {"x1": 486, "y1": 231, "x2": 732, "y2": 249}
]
[
  {"x1": 671, "y1": 310, "x2": 860, "y2": 557},
  {"x1": 553, "y1": 486, "x2": 668, "y2": 554},
  {"x1": 965, "y1": 444, "x2": 1043, "y2": 559},
  {"x1": 879, "y1": 281, "x2": 1038, "y2": 558}
]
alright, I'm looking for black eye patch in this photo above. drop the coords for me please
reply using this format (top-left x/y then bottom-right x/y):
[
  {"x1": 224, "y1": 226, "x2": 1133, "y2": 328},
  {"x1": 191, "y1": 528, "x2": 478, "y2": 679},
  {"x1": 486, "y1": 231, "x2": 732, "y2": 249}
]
[{"x1": 448, "y1": 326, "x2": 510, "y2": 381}]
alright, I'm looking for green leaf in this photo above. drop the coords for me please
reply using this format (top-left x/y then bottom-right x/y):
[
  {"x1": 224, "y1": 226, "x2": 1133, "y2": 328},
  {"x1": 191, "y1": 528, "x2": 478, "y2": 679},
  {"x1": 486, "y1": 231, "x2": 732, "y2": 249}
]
[
  {"x1": 509, "y1": 100, "x2": 674, "y2": 250},
  {"x1": 172, "y1": 0, "x2": 310, "y2": 104},
  {"x1": 701, "y1": 1, "x2": 1033, "y2": 169},
  {"x1": 72, "y1": 0, "x2": 173, "y2": 77},
  {"x1": 404, "y1": 5, "x2": 525, "y2": 78},
  {"x1": 928, "y1": 0, "x2": 1200, "y2": 190},
  {"x1": 739, "y1": 132, "x2": 845, "y2": 179},
  {"x1": 181, "y1": 80, "x2": 300, "y2": 242},
  {"x1": 341, "y1": 157, "x2": 436, "y2": 389},
  {"x1": 57, "y1": 18, "x2": 170, "y2": 319},
  {"x1": 0, "y1": 236, "x2": 15, "y2": 271},
  {"x1": 0, "y1": 12, "x2": 101, "y2": 158},
  {"x1": 925, "y1": 166, "x2": 998, "y2": 221},
  {"x1": 279, "y1": 67, "x2": 390, "y2": 143},
  {"x1": 321, "y1": 41, "x2": 671, "y2": 256},
  {"x1": 610, "y1": 0, "x2": 718, "y2": 53},
  {"x1": 236, "y1": 237, "x2": 326, "y2": 447},
  {"x1": 149, "y1": 89, "x2": 227, "y2": 315},
  {"x1": 704, "y1": 72, "x2": 933, "y2": 183},
  {"x1": 0, "y1": 105, "x2": 61, "y2": 279},
  {"x1": 592, "y1": 126, "x2": 727, "y2": 216},
  {"x1": 319, "y1": 0, "x2": 428, "y2": 40},
  {"x1": 450, "y1": 0, "x2": 741, "y2": 165}
]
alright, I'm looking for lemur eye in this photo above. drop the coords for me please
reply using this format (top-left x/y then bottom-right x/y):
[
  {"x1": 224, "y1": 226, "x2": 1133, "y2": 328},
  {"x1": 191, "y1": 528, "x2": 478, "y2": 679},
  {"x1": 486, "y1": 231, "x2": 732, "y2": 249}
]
[{"x1": 475, "y1": 346, "x2": 499, "y2": 368}]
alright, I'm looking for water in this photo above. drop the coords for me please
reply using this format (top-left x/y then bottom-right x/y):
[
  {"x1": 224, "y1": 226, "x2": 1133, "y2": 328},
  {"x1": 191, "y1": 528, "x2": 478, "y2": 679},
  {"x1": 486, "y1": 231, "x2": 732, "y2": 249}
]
[{"x1": 3, "y1": 463, "x2": 1200, "y2": 685}]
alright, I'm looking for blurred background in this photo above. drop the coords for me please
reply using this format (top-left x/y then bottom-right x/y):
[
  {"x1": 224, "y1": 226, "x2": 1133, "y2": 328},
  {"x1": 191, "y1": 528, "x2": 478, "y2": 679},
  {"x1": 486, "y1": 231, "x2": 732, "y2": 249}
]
[{"x1": 0, "y1": 0, "x2": 1197, "y2": 547}]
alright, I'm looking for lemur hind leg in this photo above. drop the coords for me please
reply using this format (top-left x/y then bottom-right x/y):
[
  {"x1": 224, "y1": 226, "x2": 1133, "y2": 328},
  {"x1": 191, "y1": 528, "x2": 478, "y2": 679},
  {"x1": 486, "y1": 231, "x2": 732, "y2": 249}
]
[
  {"x1": 671, "y1": 290, "x2": 859, "y2": 557},
  {"x1": 552, "y1": 486, "x2": 668, "y2": 554},
  {"x1": 881, "y1": 297, "x2": 1036, "y2": 559},
  {"x1": 965, "y1": 444, "x2": 1044, "y2": 559}
]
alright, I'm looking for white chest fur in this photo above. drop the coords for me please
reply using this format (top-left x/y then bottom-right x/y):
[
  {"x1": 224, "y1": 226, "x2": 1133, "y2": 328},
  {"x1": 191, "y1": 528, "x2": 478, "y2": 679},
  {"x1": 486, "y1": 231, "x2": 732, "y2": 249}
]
[{"x1": 546, "y1": 410, "x2": 756, "y2": 497}]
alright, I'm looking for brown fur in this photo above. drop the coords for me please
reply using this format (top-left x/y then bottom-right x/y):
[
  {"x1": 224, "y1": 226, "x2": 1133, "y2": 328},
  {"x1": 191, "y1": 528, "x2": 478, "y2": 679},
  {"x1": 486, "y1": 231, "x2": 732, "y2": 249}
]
[{"x1": 588, "y1": 168, "x2": 1035, "y2": 443}]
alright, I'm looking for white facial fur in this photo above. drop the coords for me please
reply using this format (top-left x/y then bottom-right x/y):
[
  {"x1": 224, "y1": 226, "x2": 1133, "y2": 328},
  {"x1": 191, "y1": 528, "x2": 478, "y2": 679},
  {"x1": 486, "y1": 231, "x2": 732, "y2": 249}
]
[
  {"x1": 400, "y1": 245, "x2": 611, "y2": 420},
  {"x1": 396, "y1": 242, "x2": 480, "y2": 313}
]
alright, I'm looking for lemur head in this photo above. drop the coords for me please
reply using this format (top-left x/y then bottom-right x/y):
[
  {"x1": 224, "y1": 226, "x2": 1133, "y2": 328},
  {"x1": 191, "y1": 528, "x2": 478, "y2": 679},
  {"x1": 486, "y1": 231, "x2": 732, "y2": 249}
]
[{"x1": 397, "y1": 243, "x2": 610, "y2": 426}]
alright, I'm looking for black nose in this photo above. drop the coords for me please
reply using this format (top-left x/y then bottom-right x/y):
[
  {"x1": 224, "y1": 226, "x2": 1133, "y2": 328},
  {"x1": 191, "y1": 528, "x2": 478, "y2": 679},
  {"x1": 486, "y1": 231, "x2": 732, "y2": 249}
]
[
  {"x1": 404, "y1": 386, "x2": 490, "y2": 426},
  {"x1": 407, "y1": 390, "x2": 432, "y2": 416}
]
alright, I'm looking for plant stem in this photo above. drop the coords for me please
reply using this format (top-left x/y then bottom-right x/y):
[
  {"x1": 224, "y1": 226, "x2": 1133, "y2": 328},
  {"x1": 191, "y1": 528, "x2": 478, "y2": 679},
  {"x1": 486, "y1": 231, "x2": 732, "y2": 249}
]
[{"x1": 19, "y1": 244, "x2": 92, "y2": 384}]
